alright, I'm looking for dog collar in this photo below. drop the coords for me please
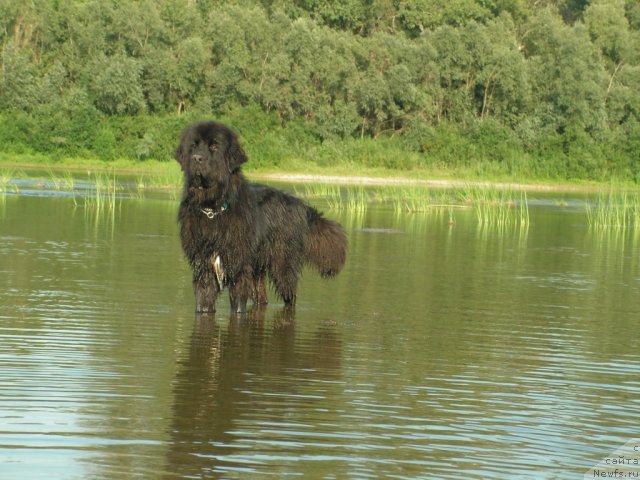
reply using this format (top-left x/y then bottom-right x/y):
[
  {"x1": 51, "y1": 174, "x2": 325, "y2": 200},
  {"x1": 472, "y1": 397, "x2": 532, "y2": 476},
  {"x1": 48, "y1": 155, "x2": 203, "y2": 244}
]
[{"x1": 201, "y1": 201, "x2": 230, "y2": 219}]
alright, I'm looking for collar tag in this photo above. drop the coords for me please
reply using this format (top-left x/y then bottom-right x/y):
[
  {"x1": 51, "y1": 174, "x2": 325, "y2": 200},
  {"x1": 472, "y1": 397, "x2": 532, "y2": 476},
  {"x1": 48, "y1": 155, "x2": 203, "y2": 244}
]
[
  {"x1": 201, "y1": 201, "x2": 229, "y2": 219},
  {"x1": 201, "y1": 208, "x2": 216, "y2": 219}
]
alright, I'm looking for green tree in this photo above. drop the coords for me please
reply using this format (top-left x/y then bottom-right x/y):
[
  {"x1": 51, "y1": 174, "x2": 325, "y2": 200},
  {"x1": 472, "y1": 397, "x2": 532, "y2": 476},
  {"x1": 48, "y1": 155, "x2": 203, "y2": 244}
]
[
  {"x1": 626, "y1": 0, "x2": 640, "y2": 30},
  {"x1": 585, "y1": 0, "x2": 631, "y2": 63},
  {"x1": 585, "y1": 0, "x2": 640, "y2": 130},
  {"x1": 207, "y1": 6, "x2": 276, "y2": 109},
  {"x1": 91, "y1": 54, "x2": 146, "y2": 115},
  {"x1": 398, "y1": 0, "x2": 492, "y2": 34},
  {"x1": 282, "y1": 22, "x2": 360, "y2": 138},
  {"x1": 523, "y1": 9, "x2": 607, "y2": 136},
  {"x1": 474, "y1": 14, "x2": 528, "y2": 124},
  {"x1": 427, "y1": 25, "x2": 476, "y2": 125},
  {"x1": 276, "y1": 0, "x2": 368, "y2": 32},
  {"x1": 0, "y1": 43, "x2": 42, "y2": 111}
]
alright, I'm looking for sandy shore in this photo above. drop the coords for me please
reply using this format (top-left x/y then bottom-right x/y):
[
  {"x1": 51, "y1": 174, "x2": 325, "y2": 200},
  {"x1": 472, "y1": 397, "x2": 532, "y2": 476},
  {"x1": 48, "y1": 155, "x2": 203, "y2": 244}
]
[{"x1": 253, "y1": 172, "x2": 596, "y2": 192}]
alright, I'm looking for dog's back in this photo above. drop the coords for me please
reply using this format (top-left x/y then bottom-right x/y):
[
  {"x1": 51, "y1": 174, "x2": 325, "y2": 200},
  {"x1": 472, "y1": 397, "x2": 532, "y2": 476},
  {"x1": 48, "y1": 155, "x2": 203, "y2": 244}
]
[{"x1": 251, "y1": 183, "x2": 346, "y2": 278}]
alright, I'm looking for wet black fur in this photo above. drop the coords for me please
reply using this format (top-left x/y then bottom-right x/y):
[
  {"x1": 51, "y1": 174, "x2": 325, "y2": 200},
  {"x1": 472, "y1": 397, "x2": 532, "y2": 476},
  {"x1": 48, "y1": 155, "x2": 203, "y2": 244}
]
[{"x1": 176, "y1": 121, "x2": 347, "y2": 314}]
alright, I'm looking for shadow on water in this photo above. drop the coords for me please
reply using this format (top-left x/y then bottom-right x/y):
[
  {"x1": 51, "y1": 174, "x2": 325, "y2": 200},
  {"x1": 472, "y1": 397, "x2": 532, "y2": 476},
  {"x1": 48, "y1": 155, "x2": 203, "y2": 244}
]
[{"x1": 165, "y1": 307, "x2": 342, "y2": 479}]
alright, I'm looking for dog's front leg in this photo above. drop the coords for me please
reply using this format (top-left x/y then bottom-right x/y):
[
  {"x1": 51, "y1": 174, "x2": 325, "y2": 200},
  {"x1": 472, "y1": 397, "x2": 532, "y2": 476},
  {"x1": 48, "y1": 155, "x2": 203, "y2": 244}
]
[
  {"x1": 252, "y1": 270, "x2": 269, "y2": 305},
  {"x1": 229, "y1": 265, "x2": 253, "y2": 315},
  {"x1": 192, "y1": 266, "x2": 218, "y2": 313}
]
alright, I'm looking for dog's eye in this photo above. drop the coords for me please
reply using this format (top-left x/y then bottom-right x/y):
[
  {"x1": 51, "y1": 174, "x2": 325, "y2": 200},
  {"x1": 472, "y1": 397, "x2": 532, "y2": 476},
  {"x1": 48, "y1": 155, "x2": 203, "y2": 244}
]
[{"x1": 209, "y1": 143, "x2": 218, "y2": 152}]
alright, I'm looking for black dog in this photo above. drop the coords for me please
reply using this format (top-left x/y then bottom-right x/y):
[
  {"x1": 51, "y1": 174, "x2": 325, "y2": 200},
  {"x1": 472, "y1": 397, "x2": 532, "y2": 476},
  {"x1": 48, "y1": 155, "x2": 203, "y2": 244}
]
[{"x1": 175, "y1": 121, "x2": 347, "y2": 313}]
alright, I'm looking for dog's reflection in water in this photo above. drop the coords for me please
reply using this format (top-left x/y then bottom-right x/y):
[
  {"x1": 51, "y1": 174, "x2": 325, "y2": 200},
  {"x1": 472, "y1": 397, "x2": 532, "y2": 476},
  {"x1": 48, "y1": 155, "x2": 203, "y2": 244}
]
[{"x1": 166, "y1": 305, "x2": 342, "y2": 477}]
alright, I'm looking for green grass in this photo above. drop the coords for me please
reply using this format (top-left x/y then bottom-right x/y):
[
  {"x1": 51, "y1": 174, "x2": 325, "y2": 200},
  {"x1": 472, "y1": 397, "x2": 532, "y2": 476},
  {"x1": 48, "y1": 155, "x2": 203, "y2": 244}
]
[
  {"x1": 346, "y1": 186, "x2": 368, "y2": 214},
  {"x1": 0, "y1": 168, "x2": 15, "y2": 193},
  {"x1": 296, "y1": 181, "x2": 530, "y2": 229},
  {"x1": 1, "y1": 151, "x2": 627, "y2": 192},
  {"x1": 295, "y1": 184, "x2": 344, "y2": 210},
  {"x1": 300, "y1": 183, "x2": 461, "y2": 215},
  {"x1": 134, "y1": 170, "x2": 182, "y2": 200},
  {"x1": 1, "y1": 153, "x2": 185, "y2": 184},
  {"x1": 0, "y1": 164, "x2": 182, "y2": 201},
  {"x1": 296, "y1": 183, "x2": 369, "y2": 213},
  {"x1": 460, "y1": 185, "x2": 529, "y2": 229},
  {"x1": 83, "y1": 171, "x2": 118, "y2": 211},
  {"x1": 586, "y1": 190, "x2": 640, "y2": 230},
  {"x1": 299, "y1": 183, "x2": 378, "y2": 213},
  {"x1": 48, "y1": 169, "x2": 75, "y2": 190},
  {"x1": 375, "y1": 185, "x2": 461, "y2": 214},
  {"x1": 134, "y1": 170, "x2": 183, "y2": 190}
]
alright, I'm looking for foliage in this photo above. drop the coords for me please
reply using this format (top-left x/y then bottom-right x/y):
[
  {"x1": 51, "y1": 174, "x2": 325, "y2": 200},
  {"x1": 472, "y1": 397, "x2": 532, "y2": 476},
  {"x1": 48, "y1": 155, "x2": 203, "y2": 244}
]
[{"x1": 0, "y1": 0, "x2": 639, "y2": 181}]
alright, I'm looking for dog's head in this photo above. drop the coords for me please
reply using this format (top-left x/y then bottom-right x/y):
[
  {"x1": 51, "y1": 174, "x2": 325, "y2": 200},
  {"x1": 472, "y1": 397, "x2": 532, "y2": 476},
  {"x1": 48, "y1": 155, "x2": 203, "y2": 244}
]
[{"x1": 175, "y1": 121, "x2": 247, "y2": 188}]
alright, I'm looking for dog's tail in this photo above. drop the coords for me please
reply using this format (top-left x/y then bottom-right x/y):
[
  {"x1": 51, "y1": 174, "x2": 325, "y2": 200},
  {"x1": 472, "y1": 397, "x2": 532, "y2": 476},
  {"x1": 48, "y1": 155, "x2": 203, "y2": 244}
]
[{"x1": 305, "y1": 208, "x2": 347, "y2": 278}]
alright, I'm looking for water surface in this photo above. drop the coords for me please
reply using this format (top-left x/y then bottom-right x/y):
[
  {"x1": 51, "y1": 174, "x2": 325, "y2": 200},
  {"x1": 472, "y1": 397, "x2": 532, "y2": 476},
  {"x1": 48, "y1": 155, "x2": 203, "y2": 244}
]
[{"x1": 1, "y1": 183, "x2": 640, "y2": 479}]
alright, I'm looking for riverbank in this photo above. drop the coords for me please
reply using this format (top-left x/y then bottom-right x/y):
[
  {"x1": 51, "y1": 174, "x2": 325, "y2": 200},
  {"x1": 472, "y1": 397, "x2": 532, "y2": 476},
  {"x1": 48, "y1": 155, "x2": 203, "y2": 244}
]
[
  {"x1": 254, "y1": 173, "x2": 609, "y2": 192},
  {"x1": 0, "y1": 153, "x2": 631, "y2": 193}
]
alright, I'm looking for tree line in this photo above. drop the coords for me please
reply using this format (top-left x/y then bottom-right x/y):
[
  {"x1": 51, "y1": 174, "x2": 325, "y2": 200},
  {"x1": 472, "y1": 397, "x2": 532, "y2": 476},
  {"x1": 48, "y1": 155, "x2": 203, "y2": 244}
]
[{"x1": 1, "y1": 0, "x2": 639, "y2": 180}]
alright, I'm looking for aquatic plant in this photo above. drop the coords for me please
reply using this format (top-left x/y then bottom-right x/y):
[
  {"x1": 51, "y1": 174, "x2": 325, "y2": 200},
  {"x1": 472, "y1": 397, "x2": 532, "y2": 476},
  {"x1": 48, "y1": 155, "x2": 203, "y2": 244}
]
[
  {"x1": 143, "y1": 171, "x2": 183, "y2": 190},
  {"x1": 461, "y1": 185, "x2": 529, "y2": 229},
  {"x1": 377, "y1": 185, "x2": 424, "y2": 214},
  {"x1": 346, "y1": 186, "x2": 368, "y2": 214},
  {"x1": 48, "y1": 170, "x2": 75, "y2": 191},
  {"x1": 0, "y1": 169, "x2": 15, "y2": 193},
  {"x1": 379, "y1": 185, "x2": 460, "y2": 214},
  {"x1": 296, "y1": 183, "x2": 370, "y2": 213},
  {"x1": 83, "y1": 171, "x2": 118, "y2": 211},
  {"x1": 586, "y1": 190, "x2": 640, "y2": 230},
  {"x1": 296, "y1": 183, "x2": 345, "y2": 210},
  {"x1": 135, "y1": 175, "x2": 147, "y2": 191},
  {"x1": 295, "y1": 182, "x2": 529, "y2": 228},
  {"x1": 132, "y1": 171, "x2": 181, "y2": 201},
  {"x1": 297, "y1": 183, "x2": 336, "y2": 199}
]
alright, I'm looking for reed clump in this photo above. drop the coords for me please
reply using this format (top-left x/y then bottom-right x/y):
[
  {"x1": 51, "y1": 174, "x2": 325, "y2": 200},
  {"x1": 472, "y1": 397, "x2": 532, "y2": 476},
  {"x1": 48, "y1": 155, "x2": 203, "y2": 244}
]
[
  {"x1": 0, "y1": 168, "x2": 16, "y2": 193},
  {"x1": 298, "y1": 183, "x2": 370, "y2": 213},
  {"x1": 586, "y1": 190, "x2": 640, "y2": 230},
  {"x1": 297, "y1": 182, "x2": 530, "y2": 229},
  {"x1": 346, "y1": 186, "x2": 368, "y2": 214},
  {"x1": 135, "y1": 171, "x2": 182, "y2": 191},
  {"x1": 48, "y1": 170, "x2": 75, "y2": 191},
  {"x1": 297, "y1": 183, "x2": 343, "y2": 210},
  {"x1": 83, "y1": 171, "x2": 118, "y2": 211},
  {"x1": 376, "y1": 185, "x2": 460, "y2": 214},
  {"x1": 460, "y1": 185, "x2": 529, "y2": 229}
]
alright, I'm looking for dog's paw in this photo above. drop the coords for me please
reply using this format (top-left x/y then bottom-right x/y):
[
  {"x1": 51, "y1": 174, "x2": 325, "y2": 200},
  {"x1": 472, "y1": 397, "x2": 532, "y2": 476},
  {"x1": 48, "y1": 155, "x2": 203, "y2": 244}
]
[{"x1": 195, "y1": 303, "x2": 216, "y2": 314}]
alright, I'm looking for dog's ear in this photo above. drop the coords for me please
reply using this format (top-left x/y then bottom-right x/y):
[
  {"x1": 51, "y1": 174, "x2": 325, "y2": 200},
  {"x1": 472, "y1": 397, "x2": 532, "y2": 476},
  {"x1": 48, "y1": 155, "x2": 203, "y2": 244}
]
[{"x1": 226, "y1": 131, "x2": 247, "y2": 171}]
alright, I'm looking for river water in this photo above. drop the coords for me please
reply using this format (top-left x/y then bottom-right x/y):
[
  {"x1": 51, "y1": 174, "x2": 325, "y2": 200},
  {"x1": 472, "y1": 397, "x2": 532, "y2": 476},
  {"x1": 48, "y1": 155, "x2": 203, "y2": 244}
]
[{"x1": 1, "y1": 180, "x2": 639, "y2": 479}]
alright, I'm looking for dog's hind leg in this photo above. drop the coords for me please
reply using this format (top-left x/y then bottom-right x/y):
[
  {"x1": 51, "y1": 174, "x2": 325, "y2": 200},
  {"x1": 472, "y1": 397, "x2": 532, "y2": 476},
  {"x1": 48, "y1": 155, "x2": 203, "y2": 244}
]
[{"x1": 269, "y1": 261, "x2": 299, "y2": 307}]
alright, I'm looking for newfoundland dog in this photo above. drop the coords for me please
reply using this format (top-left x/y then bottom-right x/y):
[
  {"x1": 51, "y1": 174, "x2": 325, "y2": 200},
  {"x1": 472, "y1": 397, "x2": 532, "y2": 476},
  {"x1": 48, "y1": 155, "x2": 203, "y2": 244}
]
[{"x1": 175, "y1": 121, "x2": 347, "y2": 314}]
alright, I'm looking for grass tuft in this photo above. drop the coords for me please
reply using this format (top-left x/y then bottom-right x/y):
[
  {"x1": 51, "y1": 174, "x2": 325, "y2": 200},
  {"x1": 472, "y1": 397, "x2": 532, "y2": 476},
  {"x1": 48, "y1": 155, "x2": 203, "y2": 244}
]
[
  {"x1": 586, "y1": 190, "x2": 640, "y2": 230},
  {"x1": 83, "y1": 171, "x2": 118, "y2": 211},
  {"x1": 296, "y1": 182, "x2": 529, "y2": 229},
  {"x1": 458, "y1": 185, "x2": 529, "y2": 229},
  {"x1": 0, "y1": 169, "x2": 16, "y2": 193}
]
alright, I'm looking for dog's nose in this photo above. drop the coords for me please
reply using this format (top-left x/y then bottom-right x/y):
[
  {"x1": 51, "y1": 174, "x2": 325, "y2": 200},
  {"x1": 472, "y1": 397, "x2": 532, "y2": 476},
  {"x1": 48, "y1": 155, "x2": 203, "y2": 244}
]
[{"x1": 192, "y1": 154, "x2": 202, "y2": 163}]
